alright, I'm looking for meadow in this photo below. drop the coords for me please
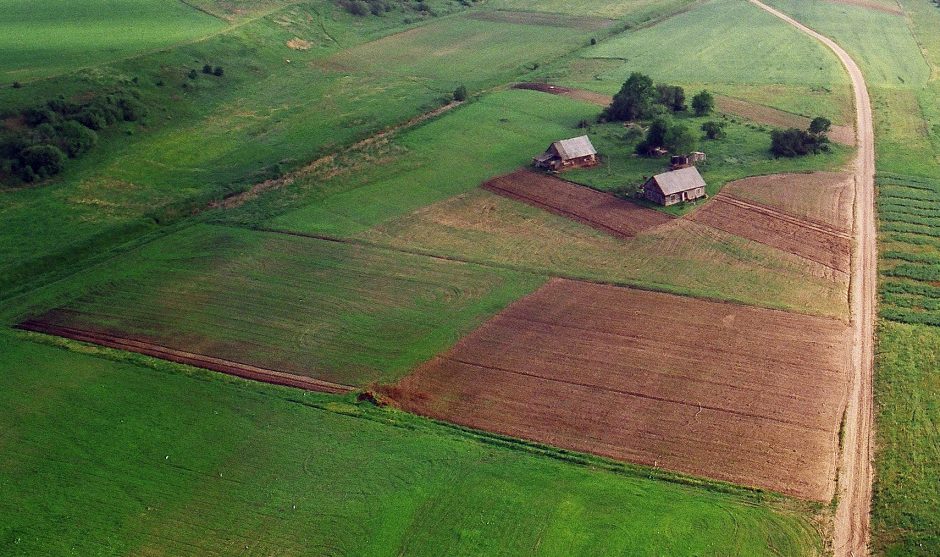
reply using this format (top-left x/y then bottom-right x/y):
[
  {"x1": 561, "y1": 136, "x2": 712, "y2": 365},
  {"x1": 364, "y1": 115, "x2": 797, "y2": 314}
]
[
  {"x1": 0, "y1": 0, "x2": 225, "y2": 81},
  {"x1": 16, "y1": 224, "x2": 543, "y2": 387},
  {"x1": 0, "y1": 334, "x2": 824, "y2": 556},
  {"x1": 488, "y1": 0, "x2": 694, "y2": 22}
]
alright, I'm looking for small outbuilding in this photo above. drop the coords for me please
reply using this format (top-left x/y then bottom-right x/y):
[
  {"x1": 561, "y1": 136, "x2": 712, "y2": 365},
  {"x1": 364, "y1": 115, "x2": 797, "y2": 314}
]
[
  {"x1": 643, "y1": 166, "x2": 707, "y2": 206},
  {"x1": 533, "y1": 135, "x2": 598, "y2": 171}
]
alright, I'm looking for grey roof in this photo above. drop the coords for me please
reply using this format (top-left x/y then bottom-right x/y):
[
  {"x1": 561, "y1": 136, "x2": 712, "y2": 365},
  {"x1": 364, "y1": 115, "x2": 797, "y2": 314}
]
[
  {"x1": 552, "y1": 135, "x2": 596, "y2": 160},
  {"x1": 650, "y1": 166, "x2": 706, "y2": 195}
]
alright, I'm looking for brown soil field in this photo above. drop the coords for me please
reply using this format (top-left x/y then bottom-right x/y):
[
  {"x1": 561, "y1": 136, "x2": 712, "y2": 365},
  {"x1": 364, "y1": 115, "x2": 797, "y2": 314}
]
[
  {"x1": 721, "y1": 172, "x2": 854, "y2": 231},
  {"x1": 513, "y1": 82, "x2": 612, "y2": 106},
  {"x1": 716, "y1": 95, "x2": 856, "y2": 146},
  {"x1": 382, "y1": 278, "x2": 850, "y2": 501},
  {"x1": 16, "y1": 320, "x2": 354, "y2": 394},
  {"x1": 483, "y1": 169, "x2": 672, "y2": 238},
  {"x1": 689, "y1": 193, "x2": 852, "y2": 274},
  {"x1": 468, "y1": 11, "x2": 616, "y2": 30}
]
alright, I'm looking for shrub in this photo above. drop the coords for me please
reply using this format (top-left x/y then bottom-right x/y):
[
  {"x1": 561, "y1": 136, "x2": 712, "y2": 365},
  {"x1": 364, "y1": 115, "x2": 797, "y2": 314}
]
[
  {"x1": 116, "y1": 96, "x2": 147, "y2": 121},
  {"x1": 809, "y1": 116, "x2": 832, "y2": 135},
  {"x1": 453, "y1": 84, "x2": 467, "y2": 102},
  {"x1": 18, "y1": 144, "x2": 66, "y2": 179},
  {"x1": 213, "y1": 66, "x2": 224, "y2": 77},
  {"x1": 202, "y1": 64, "x2": 213, "y2": 74},
  {"x1": 590, "y1": 37, "x2": 597, "y2": 45},
  {"x1": 636, "y1": 118, "x2": 694, "y2": 155},
  {"x1": 691, "y1": 90, "x2": 714, "y2": 117},
  {"x1": 12, "y1": 81, "x2": 21, "y2": 89},
  {"x1": 58, "y1": 120, "x2": 98, "y2": 157},
  {"x1": 340, "y1": 0, "x2": 369, "y2": 15},
  {"x1": 188, "y1": 69, "x2": 198, "y2": 80},
  {"x1": 22, "y1": 107, "x2": 58, "y2": 126},
  {"x1": 656, "y1": 84, "x2": 686, "y2": 112},
  {"x1": 74, "y1": 108, "x2": 108, "y2": 130},
  {"x1": 701, "y1": 120, "x2": 726, "y2": 140},
  {"x1": 770, "y1": 128, "x2": 826, "y2": 157}
]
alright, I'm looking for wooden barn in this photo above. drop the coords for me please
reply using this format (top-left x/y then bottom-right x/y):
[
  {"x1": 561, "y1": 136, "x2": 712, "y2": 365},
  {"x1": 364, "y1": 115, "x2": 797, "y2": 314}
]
[
  {"x1": 533, "y1": 135, "x2": 598, "y2": 171},
  {"x1": 643, "y1": 166, "x2": 707, "y2": 206}
]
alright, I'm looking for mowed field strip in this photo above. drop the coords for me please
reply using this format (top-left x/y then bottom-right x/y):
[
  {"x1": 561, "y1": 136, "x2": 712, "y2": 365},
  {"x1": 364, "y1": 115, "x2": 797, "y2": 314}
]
[
  {"x1": 482, "y1": 169, "x2": 673, "y2": 239},
  {"x1": 383, "y1": 278, "x2": 851, "y2": 501}
]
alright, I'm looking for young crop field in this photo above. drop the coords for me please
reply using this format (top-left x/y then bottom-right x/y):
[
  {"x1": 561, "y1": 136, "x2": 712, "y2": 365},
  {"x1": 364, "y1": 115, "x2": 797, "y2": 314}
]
[
  {"x1": 488, "y1": 0, "x2": 695, "y2": 21},
  {"x1": 382, "y1": 278, "x2": 850, "y2": 501},
  {"x1": 871, "y1": 321, "x2": 940, "y2": 556},
  {"x1": 577, "y1": 0, "x2": 848, "y2": 87},
  {"x1": 0, "y1": 0, "x2": 225, "y2": 81},
  {"x1": 16, "y1": 224, "x2": 543, "y2": 387},
  {"x1": 358, "y1": 188, "x2": 849, "y2": 317},
  {"x1": 0, "y1": 334, "x2": 825, "y2": 556}
]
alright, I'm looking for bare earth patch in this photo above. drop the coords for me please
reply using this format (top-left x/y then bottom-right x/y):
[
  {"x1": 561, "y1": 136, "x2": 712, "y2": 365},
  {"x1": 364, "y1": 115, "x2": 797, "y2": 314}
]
[
  {"x1": 825, "y1": 0, "x2": 902, "y2": 15},
  {"x1": 382, "y1": 278, "x2": 850, "y2": 501},
  {"x1": 482, "y1": 169, "x2": 672, "y2": 239},
  {"x1": 286, "y1": 37, "x2": 312, "y2": 50},
  {"x1": 721, "y1": 172, "x2": 854, "y2": 230},
  {"x1": 513, "y1": 82, "x2": 612, "y2": 106},
  {"x1": 690, "y1": 192, "x2": 852, "y2": 274},
  {"x1": 716, "y1": 95, "x2": 856, "y2": 146}
]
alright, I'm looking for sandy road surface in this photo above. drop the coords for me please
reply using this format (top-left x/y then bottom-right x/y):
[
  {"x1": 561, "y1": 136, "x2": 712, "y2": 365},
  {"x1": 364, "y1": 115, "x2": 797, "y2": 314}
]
[{"x1": 749, "y1": 1, "x2": 876, "y2": 555}]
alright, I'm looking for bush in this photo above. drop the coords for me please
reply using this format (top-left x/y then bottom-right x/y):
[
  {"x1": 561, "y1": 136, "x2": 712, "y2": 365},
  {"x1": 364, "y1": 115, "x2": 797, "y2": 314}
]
[
  {"x1": 340, "y1": 0, "x2": 369, "y2": 15},
  {"x1": 590, "y1": 37, "x2": 597, "y2": 45},
  {"x1": 770, "y1": 128, "x2": 826, "y2": 157},
  {"x1": 453, "y1": 84, "x2": 467, "y2": 102},
  {"x1": 809, "y1": 116, "x2": 832, "y2": 135},
  {"x1": 22, "y1": 107, "x2": 58, "y2": 126},
  {"x1": 58, "y1": 120, "x2": 98, "y2": 157},
  {"x1": 188, "y1": 69, "x2": 198, "y2": 80},
  {"x1": 74, "y1": 108, "x2": 108, "y2": 130},
  {"x1": 636, "y1": 118, "x2": 695, "y2": 155},
  {"x1": 116, "y1": 96, "x2": 147, "y2": 121},
  {"x1": 18, "y1": 144, "x2": 66, "y2": 179},
  {"x1": 701, "y1": 120, "x2": 726, "y2": 140},
  {"x1": 203, "y1": 64, "x2": 213, "y2": 74},
  {"x1": 691, "y1": 90, "x2": 714, "y2": 117},
  {"x1": 12, "y1": 81, "x2": 21, "y2": 89},
  {"x1": 656, "y1": 84, "x2": 686, "y2": 112},
  {"x1": 213, "y1": 66, "x2": 224, "y2": 77}
]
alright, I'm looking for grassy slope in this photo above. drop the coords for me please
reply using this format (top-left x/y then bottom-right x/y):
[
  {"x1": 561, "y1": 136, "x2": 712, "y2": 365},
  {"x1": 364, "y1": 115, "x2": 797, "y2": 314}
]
[
  {"x1": 489, "y1": 0, "x2": 695, "y2": 21},
  {"x1": 0, "y1": 334, "x2": 823, "y2": 556},
  {"x1": 16, "y1": 223, "x2": 543, "y2": 386},
  {"x1": 0, "y1": 0, "x2": 225, "y2": 81},
  {"x1": 766, "y1": 1, "x2": 939, "y2": 554}
]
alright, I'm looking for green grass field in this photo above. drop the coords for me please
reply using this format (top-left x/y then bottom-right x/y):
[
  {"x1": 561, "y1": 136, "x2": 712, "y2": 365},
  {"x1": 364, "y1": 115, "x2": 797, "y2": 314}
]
[
  {"x1": 0, "y1": 334, "x2": 823, "y2": 556},
  {"x1": 0, "y1": 0, "x2": 225, "y2": 81},
  {"x1": 18, "y1": 223, "x2": 542, "y2": 387},
  {"x1": 488, "y1": 0, "x2": 694, "y2": 22},
  {"x1": 578, "y1": 0, "x2": 847, "y2": 87},
  {"x1": 872, "y1": 321, "x2": 940, "y2": 557}
]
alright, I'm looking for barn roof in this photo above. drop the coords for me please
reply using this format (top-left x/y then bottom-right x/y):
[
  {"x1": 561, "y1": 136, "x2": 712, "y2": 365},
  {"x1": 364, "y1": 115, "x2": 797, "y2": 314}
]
[
  {"x1": 650, "y1": 166, "x2": 706, "y2": 195},
  {"x1": 552, "y1": 135, "x2": 596, "y2": 160}
]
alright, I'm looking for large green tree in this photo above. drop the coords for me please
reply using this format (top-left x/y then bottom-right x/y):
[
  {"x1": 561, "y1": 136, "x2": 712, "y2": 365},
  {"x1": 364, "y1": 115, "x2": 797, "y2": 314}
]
[{"x1": 604, "y1": 72, "x2": 656, "y2": 121}]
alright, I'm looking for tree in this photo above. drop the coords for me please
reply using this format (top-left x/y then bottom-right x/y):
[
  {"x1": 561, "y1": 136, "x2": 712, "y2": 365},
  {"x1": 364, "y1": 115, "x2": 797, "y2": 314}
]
[
  {"x1": 453, "y1": 84, "x2": 468, "y2": 102},
  {"x1": 637, "y1": 118, "x2": 694, "y2": 155},
  {"x1": 701, "y1": 120, "x2": 726, "y2": 140},
  {"x1": 691, "y1": 90, "x2": 714, "y2": 117},
  {"x1": 188, "y1": 69, "x2": 198, "y2": 80},
  {"x1": 604, "y1": 72, "x2": 656, "y2": 121},
  {"x1": 202, "y1": 64, "x2": 212, "y2": 74},
  {"x1": 809, "y1": 116, "x2": 832, "y2": 135},
  {"x1": 18, "y1": 144, "x2": 66, "y2": 179},
  {"x1": 656, "y1": 84, "x2": 686, "y2": 112},
  {"x1": 213, "y1": 66, "x2": 224, "y2": 77}
]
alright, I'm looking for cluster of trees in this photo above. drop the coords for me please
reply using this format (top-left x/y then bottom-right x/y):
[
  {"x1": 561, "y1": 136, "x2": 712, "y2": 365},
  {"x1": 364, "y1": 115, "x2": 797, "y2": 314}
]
[
  {"x1": 601, "y1": 72, "x2": 714, "y2": 122},
  {"x1": 770, "y1": 116, "x2": 831, "y2": 157},
  {"x1": 339, "y1": 0, "x2": 450, "y2": 17},
  {"x1": 636, "y1": 118, "x2": 695, "y2": 156},
  {"x1": 1, "y1": 90, "x2": 146, "y2": 184},
  {"x1": 202, "y1": 64, "x2": 224, "y2": 77}
]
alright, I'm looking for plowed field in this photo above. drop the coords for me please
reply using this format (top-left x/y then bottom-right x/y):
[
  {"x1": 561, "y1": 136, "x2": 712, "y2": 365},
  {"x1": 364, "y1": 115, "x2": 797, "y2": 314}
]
[
  {"x1": 382, "y1": 278, "x2": 850, "y2": 501},
  {"x1": 690, "y1": 193, "x2": 852, "y2": 274},
  {"x1": 721, "y1": 172, "x2": 854, "y2": 230},
  {"x1": 483, "y1": 169, "x2": 672, "y2": 238}
]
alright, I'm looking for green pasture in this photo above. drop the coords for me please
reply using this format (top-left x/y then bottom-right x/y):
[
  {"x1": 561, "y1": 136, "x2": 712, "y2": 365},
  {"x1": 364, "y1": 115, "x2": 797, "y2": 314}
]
[
  {"x1": 488, "y1": 0, "x2": 694, "y2": 22},
  {"x1": 0, "y1": 334, "x2": 823, "y2": 556},
  {"x1": 18, "y1": 223, "x2": 542, "y2": 386},
  {"x1": 767, "y1": 0, "x2": 930, "y2": 87},
  {"x1": 872, "y1": 321, "x2": 940, "y2": 557},
  {"x1": 263, "y1": 90, "x2": 598, "y2": 235},
  {"x1": 577, "y1": 0, "x2": 846, "y2": 87},
  {"x1": 564, "y1": 116, "x2": 853, "y2": 215},
  {"x1": 0, "y1": 0, "x2": 225, "y2": 81}
]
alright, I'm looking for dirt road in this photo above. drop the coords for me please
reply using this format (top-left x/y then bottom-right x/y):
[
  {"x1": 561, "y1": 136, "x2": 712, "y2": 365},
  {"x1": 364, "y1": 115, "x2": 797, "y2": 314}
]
[{"x1": 749, "y1": 1, "x2": 876, "y2": 555}]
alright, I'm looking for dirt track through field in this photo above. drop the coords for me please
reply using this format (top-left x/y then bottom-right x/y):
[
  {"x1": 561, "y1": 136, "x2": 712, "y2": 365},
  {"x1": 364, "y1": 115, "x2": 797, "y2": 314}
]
[
  {"x1": 383, "y1": 278, "x2": 851, "y2": 501},
  {"x1": 16, "y1": 320, "x2": 354, "y2": 394},
  {"x1": 483, "y1": 169, "x2": 672, "y2": 239},
  {"x1": 749, "y1": 1, "x2": 876, "y2": 554},
  {"x1": 690, "y1": 192, "x2": 852, "y2": 274}
]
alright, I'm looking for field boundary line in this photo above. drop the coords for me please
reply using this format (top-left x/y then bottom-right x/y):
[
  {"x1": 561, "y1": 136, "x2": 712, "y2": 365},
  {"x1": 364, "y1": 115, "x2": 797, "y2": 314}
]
[
  {"x1": 15, "y1": 320, "x2": 354, "y2": 395},
  {"x1": 718, "y1": 193, "x2": 852, "y2": 238}
]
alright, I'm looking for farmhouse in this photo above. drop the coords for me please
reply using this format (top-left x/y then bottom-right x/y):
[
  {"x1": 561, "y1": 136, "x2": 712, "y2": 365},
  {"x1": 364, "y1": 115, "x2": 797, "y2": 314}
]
[
  {"x1": 533, "y1": 135, "x2": 598, "y2": 171},
  {"x1": 643, "y1": 166, "x2": 707, "y2": 206}
]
